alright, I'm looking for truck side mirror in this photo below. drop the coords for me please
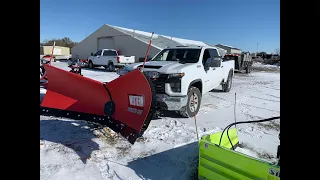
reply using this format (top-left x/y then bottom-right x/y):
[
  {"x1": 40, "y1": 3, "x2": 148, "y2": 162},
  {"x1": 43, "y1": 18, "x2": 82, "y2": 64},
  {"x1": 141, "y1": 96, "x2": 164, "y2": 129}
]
[
  {"x1": 91, "y1": 53, "x2": 93, "y2": 56},
  {"x1": 204, "y1": 65, "x2": 210, "y2": 71}
]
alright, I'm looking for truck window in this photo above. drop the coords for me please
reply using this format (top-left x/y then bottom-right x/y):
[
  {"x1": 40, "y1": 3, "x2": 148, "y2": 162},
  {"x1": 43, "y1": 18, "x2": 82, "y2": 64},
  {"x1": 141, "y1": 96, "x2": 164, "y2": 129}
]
[
  {"x1": 207, "y1": 49, "x2": 221, "y2": 67},
  {"x1": 103, "y1": 50, "x2": 117, "y2": 56},
  {"x1": 94, "y1": 50, "x2": 102, "y2": 56},
  {"x1": 202, "y1": 49, "x2": 211, "y2": 65},
  {"x1": 152, "y1": 48, "x2": 201, "y2": 63},
  {"x1": 209, "y1": 49, "x2": 219, "y2": 58}
]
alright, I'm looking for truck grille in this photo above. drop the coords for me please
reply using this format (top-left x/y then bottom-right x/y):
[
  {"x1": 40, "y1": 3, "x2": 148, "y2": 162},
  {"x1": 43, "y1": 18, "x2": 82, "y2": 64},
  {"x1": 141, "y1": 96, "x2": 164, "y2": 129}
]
[{"x1": 151, "y1": 74, "x2": 168, "y2": 93}]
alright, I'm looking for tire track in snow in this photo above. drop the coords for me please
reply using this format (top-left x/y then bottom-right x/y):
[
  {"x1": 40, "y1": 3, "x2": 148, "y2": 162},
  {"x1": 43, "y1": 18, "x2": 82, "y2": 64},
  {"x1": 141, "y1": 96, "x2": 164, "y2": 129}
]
[{"x1": 250, "y1": 95, "x2": 280, "y2": 103}]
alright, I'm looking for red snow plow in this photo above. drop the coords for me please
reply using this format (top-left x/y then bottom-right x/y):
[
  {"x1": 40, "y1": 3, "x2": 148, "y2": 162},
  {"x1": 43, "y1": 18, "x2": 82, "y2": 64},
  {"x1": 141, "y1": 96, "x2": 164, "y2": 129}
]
[{"x1": 40, "y1": 64, "x2": 157, "y2": 144}]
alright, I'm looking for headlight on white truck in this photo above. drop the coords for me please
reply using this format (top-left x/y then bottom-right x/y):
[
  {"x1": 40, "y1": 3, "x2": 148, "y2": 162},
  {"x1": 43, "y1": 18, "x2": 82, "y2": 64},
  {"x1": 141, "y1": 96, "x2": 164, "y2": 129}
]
[
  {"x1": 168, "y1": 73, "x2": 185, "y2": 78},
  {"x1": 167, "y1": 73, "x2": 184, "y2": 92}
]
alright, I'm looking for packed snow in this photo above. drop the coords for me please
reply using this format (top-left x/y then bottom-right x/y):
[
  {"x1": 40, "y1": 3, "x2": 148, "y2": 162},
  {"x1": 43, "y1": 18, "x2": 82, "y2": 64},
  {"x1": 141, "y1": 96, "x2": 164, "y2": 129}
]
[
  {"x1": 40, "y1": 62, "x2": 280, "y2": 180},
  {"x1": 252, "y1": 62, "x2": 280, "y2": 72}
]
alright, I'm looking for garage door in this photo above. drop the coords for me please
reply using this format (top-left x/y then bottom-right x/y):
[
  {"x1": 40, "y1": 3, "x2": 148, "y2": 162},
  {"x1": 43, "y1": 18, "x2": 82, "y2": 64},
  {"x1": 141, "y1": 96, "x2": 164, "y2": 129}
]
[{"x1": 98, "y1": 37, "x2": 115, "y2": 50}]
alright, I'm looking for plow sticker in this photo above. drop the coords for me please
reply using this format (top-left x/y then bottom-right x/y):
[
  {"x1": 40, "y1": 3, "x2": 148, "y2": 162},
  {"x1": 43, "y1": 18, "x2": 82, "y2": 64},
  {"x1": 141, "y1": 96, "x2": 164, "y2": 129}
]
[{"x1": 128, "y1": 95, "x2": 144, "y2": 115}]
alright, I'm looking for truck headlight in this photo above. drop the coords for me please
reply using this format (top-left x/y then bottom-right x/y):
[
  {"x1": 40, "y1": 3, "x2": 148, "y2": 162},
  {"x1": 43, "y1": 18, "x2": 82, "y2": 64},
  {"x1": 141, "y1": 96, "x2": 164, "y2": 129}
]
[
  {"x1": 166, "y1": 73, "x2": 183, "y2": 93},
  {"x1": 169, "y1": 82, "x2": 181, "y2": 92},
  {"x1": 168, "y1": 73, "x2": 185, "y2": 78}
]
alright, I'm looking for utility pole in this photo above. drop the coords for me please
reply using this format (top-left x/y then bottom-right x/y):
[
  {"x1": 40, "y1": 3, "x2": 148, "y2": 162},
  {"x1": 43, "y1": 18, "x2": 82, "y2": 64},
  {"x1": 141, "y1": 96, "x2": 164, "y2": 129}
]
[{"x1": 256, "y1": 43, "x2": 259, "y2": 54}]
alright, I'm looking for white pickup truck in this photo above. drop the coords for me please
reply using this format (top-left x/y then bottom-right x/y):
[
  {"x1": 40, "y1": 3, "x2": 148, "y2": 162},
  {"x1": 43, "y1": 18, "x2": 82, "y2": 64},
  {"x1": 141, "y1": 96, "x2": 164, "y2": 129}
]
[
  {"x1": 87, "y1": 49, "x2": 135, "y2": 72},
  {"x1": 118, "y1": 46, "x2": 235, "y2": 117}
]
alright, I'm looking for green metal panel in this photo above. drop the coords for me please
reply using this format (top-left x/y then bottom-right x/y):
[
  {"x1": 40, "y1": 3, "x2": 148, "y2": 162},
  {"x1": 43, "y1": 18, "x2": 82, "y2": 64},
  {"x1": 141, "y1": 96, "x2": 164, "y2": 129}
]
[{"x1": 198, "y1": 128, "x2": 280, "y2": 180}]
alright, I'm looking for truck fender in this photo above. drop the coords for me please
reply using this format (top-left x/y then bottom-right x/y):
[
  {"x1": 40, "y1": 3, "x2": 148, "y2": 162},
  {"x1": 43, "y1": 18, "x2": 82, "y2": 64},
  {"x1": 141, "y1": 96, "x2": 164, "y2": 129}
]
[
  {"x1": 107, "y1": 60, "x2": 113, "y2": 65},
  {"x1": 222, "y1": 69, "x2": 234, "y2": 83},
  {"x1": 187, "y1": 79, "x2": 203, "y2": 93}
]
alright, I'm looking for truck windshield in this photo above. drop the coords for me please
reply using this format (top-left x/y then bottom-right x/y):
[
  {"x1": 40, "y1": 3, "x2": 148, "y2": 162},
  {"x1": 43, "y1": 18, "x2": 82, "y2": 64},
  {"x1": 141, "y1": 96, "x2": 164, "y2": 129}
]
[{"x1": 152, "y1": 48, "x2": 201, "y2": 63}]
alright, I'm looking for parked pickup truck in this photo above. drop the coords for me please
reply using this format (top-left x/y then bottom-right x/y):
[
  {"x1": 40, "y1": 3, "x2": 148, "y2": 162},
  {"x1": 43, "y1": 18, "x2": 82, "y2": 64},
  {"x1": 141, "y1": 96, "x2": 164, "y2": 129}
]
[
  {"x1": 117, "y1": 46, "x2": 235, "y2": 117},
  {"x1": 87, "y1": 49, "x2": 135, "y2": 72}
]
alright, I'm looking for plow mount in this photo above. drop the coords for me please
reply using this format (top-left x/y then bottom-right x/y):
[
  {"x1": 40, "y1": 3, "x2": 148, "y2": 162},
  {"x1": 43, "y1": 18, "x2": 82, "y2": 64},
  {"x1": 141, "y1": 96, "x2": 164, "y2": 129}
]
[{"x1": 40, "y1": 64, "x2": 156, "y2": 144}]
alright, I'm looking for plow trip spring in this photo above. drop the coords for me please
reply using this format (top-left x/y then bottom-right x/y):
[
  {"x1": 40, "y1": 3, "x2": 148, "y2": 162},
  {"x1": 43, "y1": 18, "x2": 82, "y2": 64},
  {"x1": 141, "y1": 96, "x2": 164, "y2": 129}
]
[{"x1": 40, "y1": 64, "x2": 156, "y2": 144}]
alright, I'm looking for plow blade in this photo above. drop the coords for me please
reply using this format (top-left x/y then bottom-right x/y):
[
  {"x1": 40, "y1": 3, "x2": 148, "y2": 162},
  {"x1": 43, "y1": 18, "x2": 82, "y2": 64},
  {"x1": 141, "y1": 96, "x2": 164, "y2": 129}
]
[{"x1": 40, "y1": 64, "x2": 156, "y2": 144}]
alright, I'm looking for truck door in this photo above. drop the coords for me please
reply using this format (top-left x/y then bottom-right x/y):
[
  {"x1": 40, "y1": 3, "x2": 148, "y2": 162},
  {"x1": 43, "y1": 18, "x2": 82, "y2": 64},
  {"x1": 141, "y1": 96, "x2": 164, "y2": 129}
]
[
  {"x1": 202, "y1": 49, "x2": 214, "y2": 93},
  {"x1": 101, "y1": 50, "x2": 109, "y2": 66},
  {"x1": 102, "y1": 50, "x2": 117, "y2": 66},
  {"x1": 93, "y1": 50, "x2": 102, "y2": 65},
  {"x1": 208, "y1": 48, "x2": 223, "y2": 89}
]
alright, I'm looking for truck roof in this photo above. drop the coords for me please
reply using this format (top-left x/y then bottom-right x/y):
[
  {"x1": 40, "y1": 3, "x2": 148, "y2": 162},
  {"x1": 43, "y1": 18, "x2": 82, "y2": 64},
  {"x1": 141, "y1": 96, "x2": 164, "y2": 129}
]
[{"x1": 164, "y1": 45, "x2": 219, "y2": 50}]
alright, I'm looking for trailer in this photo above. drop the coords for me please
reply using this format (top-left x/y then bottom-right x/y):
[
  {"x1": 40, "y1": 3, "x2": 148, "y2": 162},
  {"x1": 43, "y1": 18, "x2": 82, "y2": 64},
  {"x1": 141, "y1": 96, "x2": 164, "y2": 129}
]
[{"x1": 224, "y1": 52, "x2": 253, "y2": 73}]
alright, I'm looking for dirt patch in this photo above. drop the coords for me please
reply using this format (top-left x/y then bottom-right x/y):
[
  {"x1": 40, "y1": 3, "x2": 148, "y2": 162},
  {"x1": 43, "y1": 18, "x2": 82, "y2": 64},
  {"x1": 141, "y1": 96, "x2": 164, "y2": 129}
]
[
  {"x1": 238, "y1": 143, "x2": 277, "y2": 163},
  {"x1": 257, "y1": 121, "x2": 280, "y2": 131},
  {"x1": 94, "y1": 127, "x2": 121, "y2": 146}
]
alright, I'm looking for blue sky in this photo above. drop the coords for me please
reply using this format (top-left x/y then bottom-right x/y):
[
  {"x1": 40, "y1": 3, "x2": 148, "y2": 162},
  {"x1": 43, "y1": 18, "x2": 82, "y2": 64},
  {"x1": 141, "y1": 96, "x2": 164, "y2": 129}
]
[{"x1": 40, "y1": 0, "x2": 279, "y2": 53}]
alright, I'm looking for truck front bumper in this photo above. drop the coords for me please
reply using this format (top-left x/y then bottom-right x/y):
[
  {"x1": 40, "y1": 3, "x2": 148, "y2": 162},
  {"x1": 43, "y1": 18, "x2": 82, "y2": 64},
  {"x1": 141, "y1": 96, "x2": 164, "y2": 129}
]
[{"x1": 156, "y1": 94, "x2": 188, "y2": 111}]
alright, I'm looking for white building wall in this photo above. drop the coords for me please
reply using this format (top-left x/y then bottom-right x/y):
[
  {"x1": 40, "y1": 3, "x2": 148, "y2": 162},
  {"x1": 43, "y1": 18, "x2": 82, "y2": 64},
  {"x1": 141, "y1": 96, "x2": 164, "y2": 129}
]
[{"x1": 71, "y1": 25, "x2": 161, "y2": 62}]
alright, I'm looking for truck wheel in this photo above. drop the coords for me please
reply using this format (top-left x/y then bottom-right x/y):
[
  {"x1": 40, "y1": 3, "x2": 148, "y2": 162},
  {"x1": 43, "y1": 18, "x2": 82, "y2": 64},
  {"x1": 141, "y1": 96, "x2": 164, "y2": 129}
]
[
  {"x1": 107, "y1": 62, "x2": 115, "y2": 72},
  {"x1": 179, "y1": 86, "x2": 202, "y2": 118},
  {"x1": 222, "y1": 71, "x2": 233, "y2": 92},
  {"x1": 88, "y1": 61, "x2": 94, "y2": 69}
]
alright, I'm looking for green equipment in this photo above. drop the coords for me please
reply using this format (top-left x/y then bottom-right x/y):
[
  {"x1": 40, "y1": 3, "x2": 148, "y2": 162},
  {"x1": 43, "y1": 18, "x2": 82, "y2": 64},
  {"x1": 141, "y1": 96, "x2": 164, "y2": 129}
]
[{"x1": 198, "y1": 117, "x2": 280, "y2": 180}]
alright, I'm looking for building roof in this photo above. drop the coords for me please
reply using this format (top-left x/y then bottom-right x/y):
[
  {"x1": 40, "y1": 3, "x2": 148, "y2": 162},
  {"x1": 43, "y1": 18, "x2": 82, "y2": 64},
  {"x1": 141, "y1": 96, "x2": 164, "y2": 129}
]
[
  {"x1": 108, "y1": 24, "x2": 214, "y2": 49},
  {"x1": 216, "y1": 44, "x2": 241, "y2": 50}
]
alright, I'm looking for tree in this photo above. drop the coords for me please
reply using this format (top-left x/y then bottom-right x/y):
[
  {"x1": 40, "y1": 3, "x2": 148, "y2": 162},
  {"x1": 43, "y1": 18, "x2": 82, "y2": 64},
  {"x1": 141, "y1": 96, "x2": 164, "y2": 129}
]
[
  {"x1": 41, "y1": 37, "x2": 78, "y2": 48},
  {"x1": 275, "y1": 48, "x2": 280, "y2": 55}
]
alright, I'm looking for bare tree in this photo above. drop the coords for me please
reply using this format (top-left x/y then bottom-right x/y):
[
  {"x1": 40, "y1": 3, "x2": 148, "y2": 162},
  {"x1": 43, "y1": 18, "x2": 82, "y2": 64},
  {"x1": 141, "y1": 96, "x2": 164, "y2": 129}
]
[
  {"x1": 41, "y1": 37, "x2": 78, "y2": 48},
  {"x1": 275, "y1": 48, "x2": 280, "y2": 55}
]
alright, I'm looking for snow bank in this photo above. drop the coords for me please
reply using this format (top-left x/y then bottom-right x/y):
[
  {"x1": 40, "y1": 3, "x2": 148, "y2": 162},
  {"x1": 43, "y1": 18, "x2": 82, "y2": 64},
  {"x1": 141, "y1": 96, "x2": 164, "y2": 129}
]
[{"x1": 252, "y1": 62, "x2": 280, "y2": 72}]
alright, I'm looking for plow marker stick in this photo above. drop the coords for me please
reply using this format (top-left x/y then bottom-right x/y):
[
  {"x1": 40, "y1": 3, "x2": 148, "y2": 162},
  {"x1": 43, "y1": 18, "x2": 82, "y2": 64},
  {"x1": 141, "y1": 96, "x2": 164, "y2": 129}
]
[
  {"x1": 193, "y1": 93, "x2": 199, "y2": 142},
  {"x1": 234, "y1": 92, "x2": 237, "y2": 128},
  {"x1": 49, "y1": 41, "x2": 55, "y2": 64},
  {"x1": 141, "y1": 32, "x2": 154, "y2": 69}
]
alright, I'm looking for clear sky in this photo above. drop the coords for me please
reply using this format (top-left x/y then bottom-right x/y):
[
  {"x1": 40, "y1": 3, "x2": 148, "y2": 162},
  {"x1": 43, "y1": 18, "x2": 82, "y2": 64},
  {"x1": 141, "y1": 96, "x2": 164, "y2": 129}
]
[{"x1": 40, "y1": 0, "x2": 279, "y2": 53}]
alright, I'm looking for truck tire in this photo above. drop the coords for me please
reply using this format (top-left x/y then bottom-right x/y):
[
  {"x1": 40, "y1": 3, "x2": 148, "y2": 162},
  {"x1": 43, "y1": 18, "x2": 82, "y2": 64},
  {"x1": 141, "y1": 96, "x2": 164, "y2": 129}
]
[
  {"x1": 222, "y1": 71, "x2": 233, "y2": 92},
  {"x1": 88, "y1": 61, "x2": 94, "y2": 69},
  {"x1": 107, "y1": 62, "x2": 115, "y2": 72},
  {"x1": 179, "y1": 86, "x2": 202, "y2": 118}
]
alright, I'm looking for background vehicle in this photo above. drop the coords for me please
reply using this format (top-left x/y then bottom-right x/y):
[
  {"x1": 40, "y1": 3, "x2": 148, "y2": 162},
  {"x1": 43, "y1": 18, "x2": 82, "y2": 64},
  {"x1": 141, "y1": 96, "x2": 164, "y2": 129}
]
[
  {"x1": 224, "y1": 52, "x2": 253, "y2": 73},
  {"x1": 87, "y1": 49, "x2": 135, "y2": 72},
  {"x1": 118, "y1": 46, "x2": 235, "y2": 117}
]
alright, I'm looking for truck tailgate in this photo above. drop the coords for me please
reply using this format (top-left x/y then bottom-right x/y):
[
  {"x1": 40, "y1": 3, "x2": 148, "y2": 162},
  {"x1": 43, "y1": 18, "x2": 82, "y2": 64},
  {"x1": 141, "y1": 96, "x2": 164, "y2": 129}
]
[{"x1": 119, "y1": 56, "x2": 135, "y2": 64}]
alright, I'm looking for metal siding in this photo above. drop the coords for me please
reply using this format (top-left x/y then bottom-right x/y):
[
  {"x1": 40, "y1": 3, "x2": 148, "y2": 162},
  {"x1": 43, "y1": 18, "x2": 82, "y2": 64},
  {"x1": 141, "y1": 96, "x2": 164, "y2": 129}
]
[
  {"x1": 71, "y1": 25, "x2": 162, "y2": 62},
  {"x1": 113, "y1": 35, "x2": 160, "y2": 62},
  {"x1": 71, "y1": 25, "x2": 129, "y2": 60},
  {"x1": 98, "y1": 37, "x2": 115, "y2": 49},
  {"x1": 230, "y1": 49, "x2": 241, "y2": 54},
  {"x1": 112, "y1": 26, "x2": 181, "y2": 49}
]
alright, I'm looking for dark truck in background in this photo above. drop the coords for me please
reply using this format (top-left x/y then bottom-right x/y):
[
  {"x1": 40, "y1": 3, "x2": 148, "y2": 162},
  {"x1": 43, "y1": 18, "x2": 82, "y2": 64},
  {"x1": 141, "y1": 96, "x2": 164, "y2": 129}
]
[{"x1": 223, "y1": 52, "x2": 253, "y2": 73}]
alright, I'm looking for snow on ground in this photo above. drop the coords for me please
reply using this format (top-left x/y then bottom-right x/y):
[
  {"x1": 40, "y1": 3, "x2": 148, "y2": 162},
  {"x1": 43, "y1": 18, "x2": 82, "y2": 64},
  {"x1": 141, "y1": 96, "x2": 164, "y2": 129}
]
[
  {"x1": 40, "y1": 62, "x2": 280, "y2": 180},
  {"x1": 252, "y1": 62, "x2": 280, "y2": 72}
]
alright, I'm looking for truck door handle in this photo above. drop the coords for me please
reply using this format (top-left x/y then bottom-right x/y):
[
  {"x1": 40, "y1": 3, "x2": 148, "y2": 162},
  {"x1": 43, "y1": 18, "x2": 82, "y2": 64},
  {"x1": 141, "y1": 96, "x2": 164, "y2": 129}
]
[{"x1": 221, "y1": 66, "x2": 224, "y2": 68}]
